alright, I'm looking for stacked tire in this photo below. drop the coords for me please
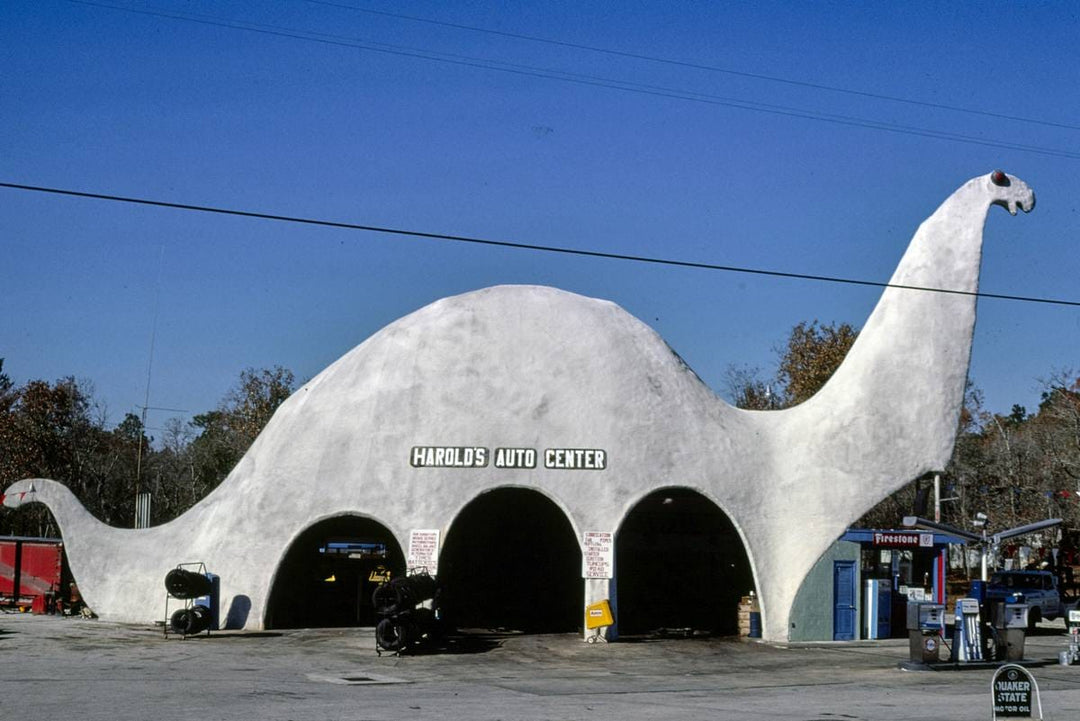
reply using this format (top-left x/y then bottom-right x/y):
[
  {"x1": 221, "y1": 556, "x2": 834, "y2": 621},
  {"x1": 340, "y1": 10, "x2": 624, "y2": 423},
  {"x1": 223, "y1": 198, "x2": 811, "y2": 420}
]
[
  {"x1": 164, "y1": 567, "x2": 214, "y2": 636},
  {"x1": 373, "y1": 573, "x2": 439, "y2": 653},
  {"x1": 165, "y1": 568, "x2": 212, "y2": 599},
  {"x1": 169, "y1": 603, "x2": 212, "y2": 635}
]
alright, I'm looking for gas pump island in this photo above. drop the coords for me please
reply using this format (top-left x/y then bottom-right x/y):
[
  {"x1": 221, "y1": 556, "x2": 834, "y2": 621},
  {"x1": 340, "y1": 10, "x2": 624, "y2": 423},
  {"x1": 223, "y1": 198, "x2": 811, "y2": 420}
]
[
  {"x1": 900, "y1": 516, "x2": 1066, "y2": 668},
  {"x1": 904, "y1": 596, "x2": 1031, "y2": 668}
]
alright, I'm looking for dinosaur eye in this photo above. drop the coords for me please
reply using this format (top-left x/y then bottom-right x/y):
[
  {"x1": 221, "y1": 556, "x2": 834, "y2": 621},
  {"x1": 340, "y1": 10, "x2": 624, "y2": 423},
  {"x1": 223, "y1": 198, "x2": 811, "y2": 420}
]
[{"x1": 991, "y1": 170, "x2": 1009, "y2": 186}]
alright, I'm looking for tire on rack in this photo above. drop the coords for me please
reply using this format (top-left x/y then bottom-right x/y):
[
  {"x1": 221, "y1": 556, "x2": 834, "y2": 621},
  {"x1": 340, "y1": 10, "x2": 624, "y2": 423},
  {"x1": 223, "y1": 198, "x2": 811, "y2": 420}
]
[
  {"x1": 169, "y1": 604, "x2": 213, "y2": 635},
  {"x1": 372, "y1": 582, "x2": 404, "y2": 617},
  {"x1": 376, "y1": 617, "x2": 410, "y2": 652},
  {"x1": 164, "y1": 568, "x2": 212, "y2": 599},
  {"x1": 186, "y1": 604, "x2": 212, "y2": 634},
  {"x1": 170, "y1": 607, "x2": 194, "y2": 635}
]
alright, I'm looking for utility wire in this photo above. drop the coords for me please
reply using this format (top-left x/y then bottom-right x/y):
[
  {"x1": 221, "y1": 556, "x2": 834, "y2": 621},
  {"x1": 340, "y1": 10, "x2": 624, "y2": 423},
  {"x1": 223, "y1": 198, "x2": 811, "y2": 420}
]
[
  {"x1": 3, "y1": 180, "x2": 1078, "y2": 309},
  {"x1": 306, "y1": 0, "x2": 1080, "y2": 134},
  {"x1": 65, "y1": 0, "x2": 1080, "y2": 160}
]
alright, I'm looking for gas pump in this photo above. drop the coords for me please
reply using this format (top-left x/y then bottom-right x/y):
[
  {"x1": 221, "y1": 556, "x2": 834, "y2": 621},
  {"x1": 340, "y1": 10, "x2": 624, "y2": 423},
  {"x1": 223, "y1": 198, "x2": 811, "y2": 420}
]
[
  {"x1": 988, "y1": 601, "x2": 1028, "y2": 661},
  {"x1": 952, "y1": 598, "x2": 983, "y2": 662},
  {"x1": 1064, "y1": 609, "x2": 1080, "y2": 665},
  {"x1": 906, "y1": 602, "x2": 945, "y2": 663}
]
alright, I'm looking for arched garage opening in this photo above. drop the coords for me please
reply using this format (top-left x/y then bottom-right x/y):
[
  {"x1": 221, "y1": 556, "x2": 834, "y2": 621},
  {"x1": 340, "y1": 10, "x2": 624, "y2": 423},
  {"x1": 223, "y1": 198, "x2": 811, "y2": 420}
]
[
  {"x1": 265, "y1": 515, "x2": 404, "y2": 629},
  {"x1": 439, "y1": 488, "x2": 582, "y2": 633},
  {"x1": 616, "y1": 488, "x2": 753, "y2": 636}
]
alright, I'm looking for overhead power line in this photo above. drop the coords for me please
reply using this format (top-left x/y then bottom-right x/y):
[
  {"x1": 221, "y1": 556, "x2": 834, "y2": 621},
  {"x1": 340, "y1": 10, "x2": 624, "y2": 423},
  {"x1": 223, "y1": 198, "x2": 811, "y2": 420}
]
[
  {"x1": 306, "y1": 0, "x2": 1080, "y2": 133},
  {"x1": 65, "y1": 0, "x2": 1080, "y2": 160},
  {"x1": 3, "y1": 180, "x2": 1078, "y2": 309}
]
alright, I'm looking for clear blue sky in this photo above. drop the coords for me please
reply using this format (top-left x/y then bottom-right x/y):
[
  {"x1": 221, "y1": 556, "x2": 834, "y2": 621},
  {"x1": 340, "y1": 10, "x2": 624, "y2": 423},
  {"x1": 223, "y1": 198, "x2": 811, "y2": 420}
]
[{"x1": 2, "y1": 1, "x2": 1078, "y2": 437}]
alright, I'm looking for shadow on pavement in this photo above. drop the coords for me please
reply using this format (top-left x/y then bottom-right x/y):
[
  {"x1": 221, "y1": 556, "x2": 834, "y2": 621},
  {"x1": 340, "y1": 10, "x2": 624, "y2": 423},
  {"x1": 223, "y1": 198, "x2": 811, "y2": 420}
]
[
  {"x1": 616, "y1": 630, "x2": 743, "y2": 644},
  {"x1": 398, "y1": 629, "x2": 511, "y2": 655}
]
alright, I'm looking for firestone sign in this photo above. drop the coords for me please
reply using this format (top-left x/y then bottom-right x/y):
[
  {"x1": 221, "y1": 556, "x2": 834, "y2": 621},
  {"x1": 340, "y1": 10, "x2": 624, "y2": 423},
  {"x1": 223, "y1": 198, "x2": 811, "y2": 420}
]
[
  {"x1": 872, "y1": 531, "x2": 933, "y2": 548},
  {"x1": 410, "y1": 446, "x2": 607, "y2": 470}
]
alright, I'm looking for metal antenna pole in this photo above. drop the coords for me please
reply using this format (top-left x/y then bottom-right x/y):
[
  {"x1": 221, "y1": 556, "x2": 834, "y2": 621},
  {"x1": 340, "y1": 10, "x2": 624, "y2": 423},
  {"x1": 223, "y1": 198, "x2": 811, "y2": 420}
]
[
  {"x1": 981, "y1": 527, "x2": 988, "y2": 581},
  {"x1": 934, "y1": 473, "x2": 941, "y2": 523},
  {"x1": 135, "y1": 245, "x2": 165, "y2": 529}
]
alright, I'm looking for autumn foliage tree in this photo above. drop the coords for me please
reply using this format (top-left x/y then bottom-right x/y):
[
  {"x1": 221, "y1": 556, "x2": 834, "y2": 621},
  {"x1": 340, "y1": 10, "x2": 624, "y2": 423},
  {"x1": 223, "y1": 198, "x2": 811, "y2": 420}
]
[
  {"x1": 776, "y1": 321, "x2": 859, "y2": 406},
  {"x1": 0, "y1": 369, "x2": 139, "y2": 534},
  {"x1": 941, "y1": 372, "x2": 1080, "y2": 538},
  {"x1": 727, "y1": 320, "x2": 858, "y2": 410},
  {"x1": 0, "y1": 363, "x2": 295, "y2": 534},
  {"x1": 182, "y1": 366, "x2": 296, "y2": 506}
]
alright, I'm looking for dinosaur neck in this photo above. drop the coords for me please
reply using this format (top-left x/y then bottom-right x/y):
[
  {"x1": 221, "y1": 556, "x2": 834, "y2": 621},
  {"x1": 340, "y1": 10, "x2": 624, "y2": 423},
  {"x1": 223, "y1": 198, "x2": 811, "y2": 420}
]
[
  {"x1": 885, "y1": 179, "x2": 988, "y2": 293},
  {"x1": 4, "y1": 478, "x2": 109, "y2": 539},
  {"x1": 800, "y1": 178, "x2": 991, "y2": 472},
  {"x1": 3, "y1": 478, "x2": 131, "y2": 616}
]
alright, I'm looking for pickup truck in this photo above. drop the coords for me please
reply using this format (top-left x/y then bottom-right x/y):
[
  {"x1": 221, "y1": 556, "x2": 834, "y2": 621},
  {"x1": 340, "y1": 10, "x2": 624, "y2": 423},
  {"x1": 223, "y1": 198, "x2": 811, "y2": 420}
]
[{"x1": 983, "y1": 570, "x2": 1064, "y2": 626}]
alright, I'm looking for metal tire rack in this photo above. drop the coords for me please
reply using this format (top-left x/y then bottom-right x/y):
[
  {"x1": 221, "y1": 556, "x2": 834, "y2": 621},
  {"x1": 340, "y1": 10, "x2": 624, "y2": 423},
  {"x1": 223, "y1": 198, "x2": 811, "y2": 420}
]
[{"x1": 163, "y1": 562, "x2": 211, "y2": 639}]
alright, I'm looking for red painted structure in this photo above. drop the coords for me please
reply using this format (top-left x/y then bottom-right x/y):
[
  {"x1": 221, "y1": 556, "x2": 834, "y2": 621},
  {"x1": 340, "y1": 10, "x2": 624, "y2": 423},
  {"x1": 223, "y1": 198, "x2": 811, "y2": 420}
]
[{"x1": 0, "y1": 536, "x2": 66, "y2": 612}]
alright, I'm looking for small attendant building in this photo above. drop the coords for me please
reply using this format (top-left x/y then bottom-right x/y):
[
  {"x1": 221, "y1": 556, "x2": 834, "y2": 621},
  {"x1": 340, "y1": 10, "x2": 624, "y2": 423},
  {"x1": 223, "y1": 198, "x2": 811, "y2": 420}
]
[{"x1": 790, "y1": 529, "x2": 967, "y2": 642}]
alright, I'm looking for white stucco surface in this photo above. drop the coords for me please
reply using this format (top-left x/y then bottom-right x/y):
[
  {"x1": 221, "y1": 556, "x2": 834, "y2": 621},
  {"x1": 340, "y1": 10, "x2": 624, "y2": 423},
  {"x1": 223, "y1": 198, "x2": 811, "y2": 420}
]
[{"x1": 4, "y1": 171, "x2": 1035, "y2": 641}]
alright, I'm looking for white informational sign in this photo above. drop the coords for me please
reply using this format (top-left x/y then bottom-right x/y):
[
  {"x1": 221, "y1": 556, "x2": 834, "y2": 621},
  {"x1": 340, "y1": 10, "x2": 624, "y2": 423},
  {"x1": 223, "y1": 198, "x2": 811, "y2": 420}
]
[
  {"x1": 582, "y1": 531, "x2": 614, "y2": 579},
  {"x1": 906, "y1": 587, "x2": 928, "y2": 602},
  {"x1": 407, "y1": 529, "x2": 440, "y2": 576}
]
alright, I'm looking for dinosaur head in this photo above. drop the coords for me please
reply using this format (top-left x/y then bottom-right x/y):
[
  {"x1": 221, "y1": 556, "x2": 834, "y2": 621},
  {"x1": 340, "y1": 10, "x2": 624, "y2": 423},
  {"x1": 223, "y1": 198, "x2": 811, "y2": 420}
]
[
  {"x1": 987, "y1": 170, "x2": 1035, "y2": 216},
  {"x1": 2, "y1": 479, "x2": 37, "y2": 509}
]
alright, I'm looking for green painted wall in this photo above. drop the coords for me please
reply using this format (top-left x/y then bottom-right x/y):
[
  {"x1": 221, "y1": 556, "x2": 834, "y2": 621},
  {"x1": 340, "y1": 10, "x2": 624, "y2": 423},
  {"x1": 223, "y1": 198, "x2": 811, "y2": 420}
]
[{"x1": 788, "y1": 540, "x2": 861, "y2": 642}]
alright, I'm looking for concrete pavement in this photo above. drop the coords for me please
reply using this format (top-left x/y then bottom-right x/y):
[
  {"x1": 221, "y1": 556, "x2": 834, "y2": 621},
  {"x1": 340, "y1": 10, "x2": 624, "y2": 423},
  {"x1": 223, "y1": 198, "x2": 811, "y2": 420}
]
[{"x1": 4, "y1": 613, "x2": 1080, "y2": 720}]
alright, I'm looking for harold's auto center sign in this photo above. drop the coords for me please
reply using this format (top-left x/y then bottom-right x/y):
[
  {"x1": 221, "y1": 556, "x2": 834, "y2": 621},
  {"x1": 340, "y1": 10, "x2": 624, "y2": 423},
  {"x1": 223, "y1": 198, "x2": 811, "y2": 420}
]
[{"x1": 410, "y1": 446, "x2": 607, "y2": 470}]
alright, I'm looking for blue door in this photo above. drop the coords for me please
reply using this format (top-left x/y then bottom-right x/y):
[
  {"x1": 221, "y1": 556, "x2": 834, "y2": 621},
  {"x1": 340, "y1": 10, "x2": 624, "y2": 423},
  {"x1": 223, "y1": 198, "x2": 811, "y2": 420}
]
[{"x1": 833, "y1": 561, "x2": 856, "y2": 641}]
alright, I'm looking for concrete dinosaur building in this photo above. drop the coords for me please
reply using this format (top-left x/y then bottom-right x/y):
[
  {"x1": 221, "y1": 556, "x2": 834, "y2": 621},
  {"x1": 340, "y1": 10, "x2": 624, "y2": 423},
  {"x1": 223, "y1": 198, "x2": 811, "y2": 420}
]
[{"x1": 3, "y1": 171, "x2": 1036, "y2": 642}]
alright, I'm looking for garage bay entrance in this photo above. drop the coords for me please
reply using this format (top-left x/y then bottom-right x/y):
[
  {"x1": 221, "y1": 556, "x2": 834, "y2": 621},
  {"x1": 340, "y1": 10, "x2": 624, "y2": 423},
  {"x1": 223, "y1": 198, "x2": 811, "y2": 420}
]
[
  {"x1": 265, "y1": 515, "x2": 404, "y2": 629},
  {"x1": 439, "y1": 488, "x2": 582, "y2": 633},
  {"x1": 616, "y1": 488, "x2": 753, "y2": 636}
]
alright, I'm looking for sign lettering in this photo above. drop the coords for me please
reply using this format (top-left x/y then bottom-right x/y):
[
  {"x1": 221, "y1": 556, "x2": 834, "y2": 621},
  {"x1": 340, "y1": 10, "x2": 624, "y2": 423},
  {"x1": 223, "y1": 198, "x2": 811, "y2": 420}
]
[
  {"x1": 872, "y1": 532, "x2": 934, "y2": 548},
  {"x1": 410, "y1": 446, "x2": 607, "y2": 471},
  {"x1": 545, "y1": 448, "x2": 606, "y2": 470},
  {"x1": 582, "y1": 531, "x2": 614, "y2": 579},
  {"x1": 407, "y1": 529, "x2": 440, "y2": 575},
  {"x1": 410, "y1": 446, "x2": 488, "y2": 468},
  {"x1": 493, "y1": 447, "x2": 537, "y2": 468},
  {"x1": 991, "y1": 664, "x2": 1040, "y2": 719}
]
